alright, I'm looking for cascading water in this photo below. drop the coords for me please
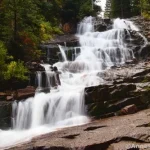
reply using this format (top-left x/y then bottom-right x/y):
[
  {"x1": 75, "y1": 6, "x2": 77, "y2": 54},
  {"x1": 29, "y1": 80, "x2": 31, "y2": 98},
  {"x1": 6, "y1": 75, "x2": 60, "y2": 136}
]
[
  {"x1": 58, "y1": 45, "x2": 67, "y2": 62},
  {"x1": 0, "y1": 17, "x2": 147, "y2": 149},
  {"x1": 60, "y1": 17, "x2": 137, "y2": 74},
  {"x1": 36, "y1": 71, "x2": 42, "y2": 90}
]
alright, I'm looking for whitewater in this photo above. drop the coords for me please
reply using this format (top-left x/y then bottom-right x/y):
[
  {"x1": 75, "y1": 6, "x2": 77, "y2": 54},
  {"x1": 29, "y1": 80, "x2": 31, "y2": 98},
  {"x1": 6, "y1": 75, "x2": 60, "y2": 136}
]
[{"x1": 0, "y1": 17, "x2": 142, "y2": 149}]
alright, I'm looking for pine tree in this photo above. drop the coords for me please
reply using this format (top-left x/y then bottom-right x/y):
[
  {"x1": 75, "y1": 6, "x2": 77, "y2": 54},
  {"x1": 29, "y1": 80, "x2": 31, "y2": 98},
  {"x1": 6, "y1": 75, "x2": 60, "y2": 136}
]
[
  {"x1": 110, "y1": 0, "x2": 131, "y2": 18},
  {"x1": 130, "y1": 0, "x2": 141, "y2": 16}
]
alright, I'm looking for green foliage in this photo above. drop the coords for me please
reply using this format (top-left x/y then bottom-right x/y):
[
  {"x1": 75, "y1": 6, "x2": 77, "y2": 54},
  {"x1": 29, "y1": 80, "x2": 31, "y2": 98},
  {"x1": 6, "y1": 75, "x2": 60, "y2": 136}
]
[
  {"x1": 4, "y1": 61, "x2": 28, "y2": 81},
  {"x1": 40, "y1": 21, "x2": 62, "y2": 43},
  {"x1": 79, "y1": 0, "x2": 99, "y2": 19},
  {"x1": 61, "y1": 0, "x2": 100, "y2": 22},
  {"x1": 111, "y1": 0, "x2": 131, "y2": 18},
  {"x1": 0, "y1": 0, "x2": 100, "y2": 89},
  {"x1": 130, "y1": 0, "x2": 141, "y2": 16},
  {"x1": 110, "y1": 0, "x2": 150, "y2": 19},
  {"x1": 0, "y1": 41, "x2": 7, "y2": 79},
  {"x1": 141, "y1": 0, "x2": 150, "y2": 19},
  {"x1": 0, "y1": 41, "x2": 28, "y2": 83},
  {"x1": 0, "y1": 0, "x2": 63, "y2": 61}
]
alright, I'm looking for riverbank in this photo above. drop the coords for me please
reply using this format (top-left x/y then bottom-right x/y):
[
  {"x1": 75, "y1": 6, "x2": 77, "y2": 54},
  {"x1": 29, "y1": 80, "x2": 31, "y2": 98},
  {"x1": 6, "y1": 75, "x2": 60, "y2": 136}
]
[{"x1": 7, "y1": 108, "x2": 150, "y2": 150}]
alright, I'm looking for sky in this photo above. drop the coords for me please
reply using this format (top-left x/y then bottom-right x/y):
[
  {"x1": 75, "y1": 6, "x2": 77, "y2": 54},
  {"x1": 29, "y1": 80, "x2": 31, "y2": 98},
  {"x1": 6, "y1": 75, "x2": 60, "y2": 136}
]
[{"x1": 94, "y1": 0, "x2": 107, "y2": 17}]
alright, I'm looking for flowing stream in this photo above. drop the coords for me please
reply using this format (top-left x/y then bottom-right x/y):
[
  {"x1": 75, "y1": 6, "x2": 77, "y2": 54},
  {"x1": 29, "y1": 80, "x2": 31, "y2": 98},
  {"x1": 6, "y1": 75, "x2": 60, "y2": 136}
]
[{"x1": 0, "y1": 17, "x2": 146, "y2": 149}]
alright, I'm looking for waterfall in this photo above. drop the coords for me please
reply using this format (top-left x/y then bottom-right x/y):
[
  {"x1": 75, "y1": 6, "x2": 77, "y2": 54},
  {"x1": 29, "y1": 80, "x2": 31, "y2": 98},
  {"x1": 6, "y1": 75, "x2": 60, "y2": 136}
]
[
  {"x1": 36, "y1": 71, "x2": 42, "y2": 90},
  {"x1": 77, "y1": 16, "x2": 95, "y2": 34},
  {"x1": 60, "y1": 17, "x2": 136, "y2": 73},
  {"x1": 0, "y1": 17, "x2": 147, "y2": 149},
  {"x1": 58, "y1": 45, "x2": 67, "y2": 62}
]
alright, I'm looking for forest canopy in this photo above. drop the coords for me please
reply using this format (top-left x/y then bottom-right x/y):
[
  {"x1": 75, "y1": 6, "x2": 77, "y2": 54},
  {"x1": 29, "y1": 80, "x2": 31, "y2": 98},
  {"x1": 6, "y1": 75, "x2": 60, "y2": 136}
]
[
  {"x1": 0, "y1": 0, "x2": 149, "y2": 88},
  {"x1": 0, "y1": 0, "x2": 99, "y2": 87},
  {"x1": 110, "y1": 0, "x2": 150, "y2": 19}
]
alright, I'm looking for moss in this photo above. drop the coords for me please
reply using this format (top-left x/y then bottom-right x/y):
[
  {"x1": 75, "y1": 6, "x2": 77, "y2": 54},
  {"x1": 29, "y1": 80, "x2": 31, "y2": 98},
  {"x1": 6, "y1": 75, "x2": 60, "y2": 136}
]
[
  {"x1": 142, "y1": 76, "x2": 150, "y2": 83},
  {"x1": 143, "y1": 86, "x2": 150, "y2": 91},
  {"x1": 88, "y1": 102, "x2": 107, "y2": 117}
]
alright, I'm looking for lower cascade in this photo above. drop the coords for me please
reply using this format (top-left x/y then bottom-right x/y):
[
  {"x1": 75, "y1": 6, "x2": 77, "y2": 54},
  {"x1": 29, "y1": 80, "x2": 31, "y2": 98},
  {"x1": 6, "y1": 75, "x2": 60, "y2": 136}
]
[{"x1": 0, "y1": 17, "x2": 147, "y2": 149}]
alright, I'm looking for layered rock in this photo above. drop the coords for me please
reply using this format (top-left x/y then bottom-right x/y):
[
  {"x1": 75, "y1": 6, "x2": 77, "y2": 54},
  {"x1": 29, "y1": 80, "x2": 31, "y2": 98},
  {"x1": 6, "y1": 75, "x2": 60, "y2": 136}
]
[{"x1": 85, "y1": 61, "x2": 150, "y2": 118}]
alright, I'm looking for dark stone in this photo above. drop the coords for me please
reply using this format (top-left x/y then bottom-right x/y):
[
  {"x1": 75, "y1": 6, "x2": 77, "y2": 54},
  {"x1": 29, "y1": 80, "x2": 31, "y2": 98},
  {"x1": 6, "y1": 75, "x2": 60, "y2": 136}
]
[
  {"x1": 0, "y1": 101, "x2": 12, "y2": 129},
  {"x1": 85, "y1": 85, "x2": 110, "y2": 104},
  {"x1": 107, "y1": 96, "x2": 143, "y2": 113},
  {"x1": 37, "y1": 88, "x2": 50, "y2": 93},
  {"x1": 110, "y1": 84, "x2": 136, "y2": 100},
  {"x1": 26, "y1": 62, "x2": 45, "y2": 72},
  {"x1": 14, "y1": 86, "x2": 35, "y2": 100},
  {"x1": 140, "y1": 44, "x2": 150, "y2": 59},
  {"x1": 118, "y1": 104, "x2": 138, "y2": 116},
  {"x1": 87, "y1": 102, "x2": 106, "y2": 117}
]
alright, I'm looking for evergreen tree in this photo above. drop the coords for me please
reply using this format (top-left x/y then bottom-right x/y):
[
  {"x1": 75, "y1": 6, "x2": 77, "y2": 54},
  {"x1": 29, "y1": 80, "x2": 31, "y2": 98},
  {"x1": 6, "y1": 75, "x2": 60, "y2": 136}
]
[
  {"x1": 130, "y1": 0, "x2": 141, "y2": 16},
  {"x1": 0, "y1": 0, "x2": 61, "y2": 61},
  {"x1": 141, "y1": 0, "x2": 150, "y2": 18},
  {"x1": 110, "y1": 0, "x2": 131, "y2": 18}
]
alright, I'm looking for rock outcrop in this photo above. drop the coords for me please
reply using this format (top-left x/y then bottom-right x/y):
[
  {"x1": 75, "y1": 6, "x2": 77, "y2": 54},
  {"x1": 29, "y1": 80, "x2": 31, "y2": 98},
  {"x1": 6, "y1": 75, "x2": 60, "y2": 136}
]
[
  {"x1": 130, "y1": 16, "x2": 150, "y2": 41},
  {"x1": 85, "y1": 61, "x2": 150, "y2": 118},
  {"x1": 0, "y1": 86, "x2": 35, "y2": 129}
]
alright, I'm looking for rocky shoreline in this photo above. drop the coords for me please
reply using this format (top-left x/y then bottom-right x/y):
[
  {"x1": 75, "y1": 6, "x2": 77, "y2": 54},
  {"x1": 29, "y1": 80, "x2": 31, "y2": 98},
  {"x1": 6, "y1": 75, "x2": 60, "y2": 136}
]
[{"x1": 7, "y1": 108, "x2": 150, "y2": 150}]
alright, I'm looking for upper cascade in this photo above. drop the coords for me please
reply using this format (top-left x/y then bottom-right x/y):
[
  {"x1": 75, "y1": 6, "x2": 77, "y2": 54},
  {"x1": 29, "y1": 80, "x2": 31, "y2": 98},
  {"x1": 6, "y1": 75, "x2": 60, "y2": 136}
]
[
  {"x1": 61, "y1": 17, "x2": 137, "y2": 73},
  {"x1": 113, "y1": 18, "x2": 139, "y2": 31},
  {"x1": 77, "y1": 16, "x2": 95, "y2": 35}
]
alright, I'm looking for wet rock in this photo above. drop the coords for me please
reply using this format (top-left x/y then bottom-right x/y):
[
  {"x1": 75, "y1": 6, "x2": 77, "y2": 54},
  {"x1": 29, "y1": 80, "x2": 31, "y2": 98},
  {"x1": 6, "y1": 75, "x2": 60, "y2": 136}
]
[
  {"x1": 26, "y1": 62, "x2": 45, "y2": 72},
  {"x1": 110, "y1": 84, "x2": 136, "y2": 100},
  {"x1": 119, "y1": 104, "x2": 138, "y2": 115},
  {"x1": 125, "y1": 58, "x2": 138, "y2": 64},
  {"x1": 140, "y1": 44, "x2": 150, "y2": 59},
  {"x1": 87, "y1": 102, "x2": 106, "y2": 117},
  {"x1": 37, "y1": 87, "x2": 50, "y2": 93},
  {"x1": 85, "y1": 85, "x2": 110, "y2": 104},
  {"x1": 14, "y1": 86, "x2": 35, "y2": 100},
  {"x1": 85, "y1": 83, "x2": 138, "y2": 117},
  {"x1": 107, "y1": 96, "x2": 142, "y2": 113},
  {"x1": 46, "y1": 34, "x2": 79, "y2": 47},
  {"x1": 6, "y1": 96, "x2": 13, "y2": 101},
  {"x1": 0, "y1": 101, "x2": 12, "y2": 129},
  {"x1": 0, "y1": 92, "x2": 7, "y2": 100}
]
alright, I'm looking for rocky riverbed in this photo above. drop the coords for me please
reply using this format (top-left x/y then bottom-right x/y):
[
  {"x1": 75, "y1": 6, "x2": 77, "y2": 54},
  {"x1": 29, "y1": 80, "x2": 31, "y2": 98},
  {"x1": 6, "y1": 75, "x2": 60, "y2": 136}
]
[{"x1": 7, "y1": 108, "x2": 150, "y2": 150}]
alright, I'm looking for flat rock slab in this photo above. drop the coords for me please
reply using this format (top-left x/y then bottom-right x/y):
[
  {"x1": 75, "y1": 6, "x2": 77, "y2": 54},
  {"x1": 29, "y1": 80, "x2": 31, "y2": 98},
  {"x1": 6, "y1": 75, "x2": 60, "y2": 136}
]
[{"x1": 8, "y1": 108, "x2": 150, "y2": 150}]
